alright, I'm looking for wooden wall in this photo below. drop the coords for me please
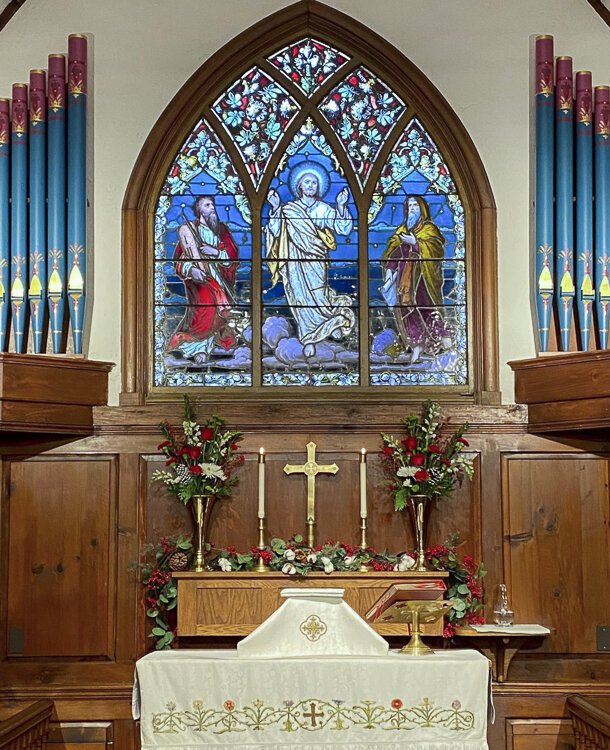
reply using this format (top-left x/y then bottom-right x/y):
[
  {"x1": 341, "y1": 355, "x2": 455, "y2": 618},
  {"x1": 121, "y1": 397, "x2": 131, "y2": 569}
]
[{"x1": 1, "y1": 401, "x2": 610, "y2": 749}]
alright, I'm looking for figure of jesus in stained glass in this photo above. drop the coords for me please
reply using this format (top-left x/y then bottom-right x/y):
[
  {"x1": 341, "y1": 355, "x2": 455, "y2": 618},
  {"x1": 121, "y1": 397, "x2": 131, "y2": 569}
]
[
  {"x1": 381, "y1": 195, "x2": 451, "y2": 364},
  {"x1": 265, "y1": 163, "x2": 355, "y2": 358},
  {"x1": 168, "y1": 195, "x2": 239, "y2": 364}
]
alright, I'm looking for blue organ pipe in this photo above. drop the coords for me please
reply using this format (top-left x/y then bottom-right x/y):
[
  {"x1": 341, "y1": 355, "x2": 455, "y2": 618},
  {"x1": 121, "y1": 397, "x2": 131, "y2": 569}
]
[
  {"x1": 575, "y1": 71, "x2": 594, "y2": 350},
  {"x1": 29, "y1": 69, "x2": 46, "y2": 353},
  {"x1": 10, "y1": 83, "x2": 28, "y2": 353}
]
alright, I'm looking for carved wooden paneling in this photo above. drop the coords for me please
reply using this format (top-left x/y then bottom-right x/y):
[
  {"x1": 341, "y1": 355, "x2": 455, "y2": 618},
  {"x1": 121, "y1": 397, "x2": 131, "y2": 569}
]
[
  {"x1": 6, "y1": 457, "x2": 117, "y2": 658},
  {"x1": 502, "y1": 454, "x2": 610, "y2": 654},
  {"x1": 506, "y1": 719, "x2": 574, "y2": 750}
]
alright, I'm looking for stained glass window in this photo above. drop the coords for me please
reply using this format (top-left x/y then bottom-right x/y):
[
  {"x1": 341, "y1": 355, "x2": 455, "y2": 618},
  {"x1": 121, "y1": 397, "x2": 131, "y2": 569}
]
[
  {"x1": 319, "y1": 67, "x2": 406, "y2": 187},
  {"x1": 154, "y1": 119, "x2": 252, "y2": 387},
  {"x1": 262, "y1": 119, "x2": 359, "y2": 386},
  {"x1": 368, "y1": 119, "x2": 467, "y2": 385},
  {"x1": 152, "y1": 42, "x2": 469, "y2": 392},
  {"x1": 212, "y1": 67, "x2": 299, "y2": 186},
  {"x1": 267, "y1": 38, "x2": 350, "y2": 96}
]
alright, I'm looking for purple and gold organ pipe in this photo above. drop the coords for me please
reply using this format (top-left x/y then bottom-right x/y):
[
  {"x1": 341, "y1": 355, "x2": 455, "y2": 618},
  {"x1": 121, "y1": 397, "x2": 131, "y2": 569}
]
[
  {"x1": 535, "y1": 36, "x2": 555, "y2": 352},
  {"x1": 555, "y1": 57, "x2": 575, "y2": 351},
  {"x1": 0, "y1": 99, "x2": 9, "y2": 351},
  {"x1": 67, "y1": 34, "x2": 87, "y2": 354},
  {"x1": 576, "y1": 71, "x2": 594, "y2": 350},
  {"x1": 595, "y1": 86, "x2": 610, "y2": 349},
  {"x1": 10, "y1": 84, "x2": 28, "y2": 353},
  {"x1": 47, "y1": 54, "x2": 66, "y2": 353},
  {"x1": 29, "y1": 70, "x2": 46, "y2": 353}
]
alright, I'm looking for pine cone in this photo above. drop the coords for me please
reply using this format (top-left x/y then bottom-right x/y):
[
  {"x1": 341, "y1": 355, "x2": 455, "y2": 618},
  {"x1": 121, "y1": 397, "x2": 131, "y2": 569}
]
[
  {"x1": 168, "y1": 551, "x2": 189, "y2": 571},
  {"x1": 294, "y1": 549, "x2": 308, "y2": 564}
]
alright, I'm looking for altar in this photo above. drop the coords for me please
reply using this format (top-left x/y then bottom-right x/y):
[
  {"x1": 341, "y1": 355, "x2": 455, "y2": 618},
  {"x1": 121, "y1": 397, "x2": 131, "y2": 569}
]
[{"x1": 133, "y1": 648, "x2": 490, "y2": 750}]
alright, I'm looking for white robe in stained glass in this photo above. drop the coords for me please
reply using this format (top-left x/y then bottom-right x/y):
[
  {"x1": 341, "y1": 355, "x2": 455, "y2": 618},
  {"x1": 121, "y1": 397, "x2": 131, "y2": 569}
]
[{"x1": 265, "y1": 197, "x2": 356, "y2": 345}]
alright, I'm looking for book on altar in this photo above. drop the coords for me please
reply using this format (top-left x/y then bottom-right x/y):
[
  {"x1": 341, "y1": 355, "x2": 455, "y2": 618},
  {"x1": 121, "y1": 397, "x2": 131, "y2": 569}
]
[
  {"x1": 365, "y1": 580, "x2": 446, "y2": 623},
  {"x1": 237, "y1": 588, "x2": 389, "y2": 658}
]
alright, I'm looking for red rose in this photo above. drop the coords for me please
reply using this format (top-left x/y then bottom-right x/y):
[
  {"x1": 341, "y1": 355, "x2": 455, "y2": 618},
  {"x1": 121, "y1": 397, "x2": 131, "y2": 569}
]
[
  {"x1": 411, "y1": 453, "x2": 426, "y2": 466},
  {"x1": 188, "y1": 465, "x2": 202, "y2": 474},
  {"x1": 201, "y1": 427, "x2": 214, "y2": 440},
  {"x1": 383, "y1": 446, "x2": 393, "y2": 456},
  {"x1": 187, "y1": 446, "x2": 202, "y2": 459},
  {"x1": 457, "y1": 437, "x2": 469, "y2": 446},
  {"x1": 157, "y1": 440, "x2": 171, "y2": 450},
  {"x1": 441, "y1": 458, "x2": 451, "y2": 466},
  {"x1": 429, "y1": 444, "x2": 441, "y2": 453},
  {"x1": 403, "y1": 436, "x2": 418, "y2": 450},
  {"x1": 414, "y1": 469, "x2": 429, "y2": 481},
  {"x1": 230, "y1": 442, "x2": 239, "y2": 451}
]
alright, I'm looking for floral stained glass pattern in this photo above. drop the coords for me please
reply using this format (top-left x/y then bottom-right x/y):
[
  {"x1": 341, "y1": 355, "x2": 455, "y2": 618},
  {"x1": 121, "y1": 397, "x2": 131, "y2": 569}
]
[
  {"x1": 212, "y1": 67, "x2": 299, "y2": 186},
  {"x1": 154, "y1": 118, "x2": 252, "y2": 388},
  {"x1": 261, "y1": 120, "x2": 359, "y2": 386},
  {"x1": 267, "y1": 38, "x2": 350, "y2": 96},
  {"x1": 368, "y1": 119, "x2": 466, "y2": 386},
  {"x1": 319, "y1": 67, "x2": 405, "y2": 187}
]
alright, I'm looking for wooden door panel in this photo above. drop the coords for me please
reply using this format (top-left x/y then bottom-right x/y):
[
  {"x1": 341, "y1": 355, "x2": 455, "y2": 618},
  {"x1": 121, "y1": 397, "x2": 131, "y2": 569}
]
[
  {"x1": 6, "y1": 458, "x2": 116, "y2": 658},
  {"x1": 503, "y1": 455, "x2": 610, "y2": 653}
]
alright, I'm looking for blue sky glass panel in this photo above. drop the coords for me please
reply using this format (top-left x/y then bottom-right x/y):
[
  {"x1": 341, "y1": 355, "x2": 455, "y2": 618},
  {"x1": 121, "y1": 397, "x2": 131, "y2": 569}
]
[
  {"x1": 267, "y1": 38, "x2": 350, "y2": 96},
  {"x1": 154, "y1": 119, "x2": 252, "y2": 387},
  {"x1": 368, "y1": 118, "x2": 467, "y2": 386},
  {"x1": 212, "y1": 67, "x2": 299, "y2": 187},
  {"x1": 261, "y1": 118, "x2": 359, "y2": 386},
  {"x1": 319, "y1": 67, "x2": 405, "y2": 187}
]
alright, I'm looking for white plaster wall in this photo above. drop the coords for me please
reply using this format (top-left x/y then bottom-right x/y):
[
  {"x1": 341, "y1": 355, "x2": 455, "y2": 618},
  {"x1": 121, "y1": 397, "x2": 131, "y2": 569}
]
[{"x1": 0, "y1": 0, "x2": 607, "y2": 403}]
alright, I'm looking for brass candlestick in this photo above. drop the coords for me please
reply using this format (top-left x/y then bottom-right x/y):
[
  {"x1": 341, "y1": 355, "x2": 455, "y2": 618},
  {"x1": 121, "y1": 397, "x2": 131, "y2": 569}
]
[
  {"x1": 256, "y1": 517, "x2": 270, "y2": 572},
  {"x1": 359, "y1": 516, "x2": 368, "y2": 572}
]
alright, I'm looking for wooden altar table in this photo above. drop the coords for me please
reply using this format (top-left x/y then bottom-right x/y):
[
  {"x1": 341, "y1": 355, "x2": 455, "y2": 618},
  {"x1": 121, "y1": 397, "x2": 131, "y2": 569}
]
[
  {"x1": 173, "y1": 571, "x2": 448, "y2": 637},
  {"x1": 133, "y1": 648, "x2": 490, "y2": 750}
]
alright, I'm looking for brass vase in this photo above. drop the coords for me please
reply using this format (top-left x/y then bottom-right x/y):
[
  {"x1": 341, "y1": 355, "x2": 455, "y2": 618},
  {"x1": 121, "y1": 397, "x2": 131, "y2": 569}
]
[
  {"x1": 189, "y1": 495, "x2": 217, "y2": 573},
  {"x1": 406, "y1": 495, "x2": 434, "y2": 572}
]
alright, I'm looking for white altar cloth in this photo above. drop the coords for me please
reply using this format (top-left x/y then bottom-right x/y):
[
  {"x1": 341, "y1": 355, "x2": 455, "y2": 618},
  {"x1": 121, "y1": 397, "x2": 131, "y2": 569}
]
[{"x1": 133, "y1": 649, "x2": 490, "y2": 750}]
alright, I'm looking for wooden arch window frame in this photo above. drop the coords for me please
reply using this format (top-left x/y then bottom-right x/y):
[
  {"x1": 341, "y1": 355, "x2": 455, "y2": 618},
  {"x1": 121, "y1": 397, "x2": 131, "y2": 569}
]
[{"x1": 121, "y1": 0, "x2": 499, "y2": 406}]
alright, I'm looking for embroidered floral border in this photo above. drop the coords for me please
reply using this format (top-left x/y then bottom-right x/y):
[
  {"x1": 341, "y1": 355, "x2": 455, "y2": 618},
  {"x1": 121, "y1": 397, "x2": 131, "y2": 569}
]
[{"x1": 152, "y1": 696, "x2": 475, "y2": 736}]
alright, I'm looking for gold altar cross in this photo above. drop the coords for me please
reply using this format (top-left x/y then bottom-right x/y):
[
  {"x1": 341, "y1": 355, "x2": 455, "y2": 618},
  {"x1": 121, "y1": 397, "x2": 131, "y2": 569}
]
[{"x1": 283, "y1": 441, "x2": 338, "y2": 547}]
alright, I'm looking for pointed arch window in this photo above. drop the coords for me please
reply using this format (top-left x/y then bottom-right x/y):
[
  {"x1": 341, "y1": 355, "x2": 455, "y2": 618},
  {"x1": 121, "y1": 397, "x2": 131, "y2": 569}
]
[{"x1": 125, "y1": 6, "x2": 498, "y2": 402}]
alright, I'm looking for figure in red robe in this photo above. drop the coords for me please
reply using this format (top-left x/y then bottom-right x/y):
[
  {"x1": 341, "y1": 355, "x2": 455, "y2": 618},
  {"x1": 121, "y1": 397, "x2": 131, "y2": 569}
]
[{"x1": 168, "y1": 196, "x2": 239, "y2": 363}]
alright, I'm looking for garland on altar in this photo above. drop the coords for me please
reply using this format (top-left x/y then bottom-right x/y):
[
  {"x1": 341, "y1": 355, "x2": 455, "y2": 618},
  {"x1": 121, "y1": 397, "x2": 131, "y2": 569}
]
[{"x1": 141, "y1": 533, "x2": 485, "y2": 650}]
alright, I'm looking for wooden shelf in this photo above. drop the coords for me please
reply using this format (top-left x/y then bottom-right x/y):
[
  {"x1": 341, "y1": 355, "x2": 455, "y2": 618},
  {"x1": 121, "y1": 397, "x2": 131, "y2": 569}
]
[
  {"x1": 509, "y1": 351, "x2": 610, "y2": 433},
  {"x1": 0, "y1": 354, "x2": 114, "y2": 435}
]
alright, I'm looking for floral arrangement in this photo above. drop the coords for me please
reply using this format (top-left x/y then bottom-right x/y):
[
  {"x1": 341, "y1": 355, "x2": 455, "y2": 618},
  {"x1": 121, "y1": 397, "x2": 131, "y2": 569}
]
[
  {"x1": 141, "y1": 533, "x2": 484, "y2": 649},
  {"x1": 381, "y1": 400, "x2": 474, "y2": 511},
  {"x1": 152, "y1": 395, "x2": 243, "y2": 504}
]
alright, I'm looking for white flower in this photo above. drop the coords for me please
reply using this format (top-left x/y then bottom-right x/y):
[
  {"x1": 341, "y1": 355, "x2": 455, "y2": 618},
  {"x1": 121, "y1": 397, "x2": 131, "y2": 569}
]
[
  {"x1": 344, "y1": 556, "x2": 355, "y2": 566},
  {"x1": 321, "y1": 556, "x2": 334, "y2": 574},
  {"x1": 307, "y1": 552, "x2": 318, "y2": 564},
  {"x1": 397, "y1": 466, "x2": 418, "y2": 478},
  {"x1": 284, "y1": 549, "x2": 296, "y2": 561},
  {"x1": 282, "y1": 562, "x2": 297, "y2": 575},
  {"x1": 219, "y1": 558, "x2": 232, "y2": 572},
  {"x1": 397, "y1": 553, "x2": 416, "y2": 572},
  {"x1": 199, "y1": 463, "x2": 226, "y2": 480}
]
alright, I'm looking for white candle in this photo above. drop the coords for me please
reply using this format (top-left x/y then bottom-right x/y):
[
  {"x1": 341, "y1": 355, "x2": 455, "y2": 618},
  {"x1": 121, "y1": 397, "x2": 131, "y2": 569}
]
[
  {"x1": 360, "y1": 448, "x2": 367, "y2": 518},
  {"x1": 258, "y1": 448, "x2": 266, "y2": 519}
]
